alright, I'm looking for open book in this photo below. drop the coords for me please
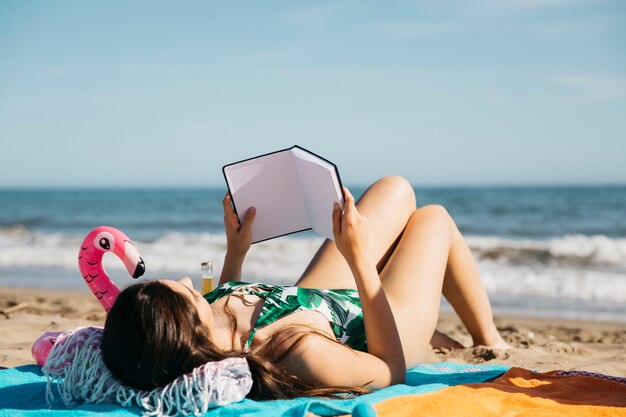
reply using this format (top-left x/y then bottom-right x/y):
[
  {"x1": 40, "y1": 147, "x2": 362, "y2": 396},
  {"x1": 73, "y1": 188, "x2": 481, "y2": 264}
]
[{"x1": 222, "y1": 146, "x2": 345, "y2": 243}]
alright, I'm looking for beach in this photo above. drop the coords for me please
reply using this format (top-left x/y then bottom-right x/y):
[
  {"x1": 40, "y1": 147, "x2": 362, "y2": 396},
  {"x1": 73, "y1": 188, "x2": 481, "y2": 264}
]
[
  {"x1": 1, "y1": 186, "x2": 625, "y2": 376},
  {"x1": 2, "y1": 286, "x2": 624, "y2": 376}
]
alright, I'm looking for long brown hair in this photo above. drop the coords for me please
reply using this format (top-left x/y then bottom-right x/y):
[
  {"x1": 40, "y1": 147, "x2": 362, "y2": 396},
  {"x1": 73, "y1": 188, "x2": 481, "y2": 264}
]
[{"x1": 101, "y1": 280, "x2": 368, "y2": 400}]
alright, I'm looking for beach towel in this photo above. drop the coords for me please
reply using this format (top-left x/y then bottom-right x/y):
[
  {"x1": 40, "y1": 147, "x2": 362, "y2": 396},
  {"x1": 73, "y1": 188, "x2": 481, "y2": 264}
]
[
  {"x1": 361, "y1": 366, "x2": 626, "y2": 417},
  {"x1": 0, "y1": 362, "x2": 508, "y2": 417}
]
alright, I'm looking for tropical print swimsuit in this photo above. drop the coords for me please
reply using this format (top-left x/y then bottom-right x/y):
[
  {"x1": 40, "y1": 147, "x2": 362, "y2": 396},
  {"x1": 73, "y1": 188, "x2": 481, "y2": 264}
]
[{"x1": 204, "y1": 281, "x2": 367, "y2": 352}]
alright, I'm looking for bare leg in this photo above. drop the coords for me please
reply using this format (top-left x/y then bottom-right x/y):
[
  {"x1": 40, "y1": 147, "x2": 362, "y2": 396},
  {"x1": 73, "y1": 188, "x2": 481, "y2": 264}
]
[
  {"x1": 442, "y1": 226, "x2": 509, "y2": 348},
  {"x1": 430, "y1": 330, "x2": 464, "y2": 349},
  {"x1": 296, "y1": 177, "x2": 507, "y2": 365},
  {"x1": 378, "y1": 205, "x2": 509, "y2": 367},
  {"x1": 295, "y1": 176, "x2": 416, "y2": 290},
  {"x1": 298, "y1": 177, "x2": 462, "y2": 349}
]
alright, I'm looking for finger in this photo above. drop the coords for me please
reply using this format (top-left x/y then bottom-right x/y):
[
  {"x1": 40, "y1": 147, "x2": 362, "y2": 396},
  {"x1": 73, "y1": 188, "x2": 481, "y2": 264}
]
[
  {"x1": 343, "y1": 187, "x2": 356, "y2": 213},
  {"x1": 223, "y1": 194, "x2": 242, "y2": 226},
  {"x1": 223, "y1": 211, "x2": 238, "y2": 230},
  {"x1": 332, "y1": 202, "x2": 342, "y2": 236},
  {"x1": 343, "y1": 187, "x2": 354, "y2": 204},
  {"x1": 223, "y1": 193, "x2": 234, "y2": 213},
  {"x1": 240, "y1": 207, "x2": 256, "y2": 233}
]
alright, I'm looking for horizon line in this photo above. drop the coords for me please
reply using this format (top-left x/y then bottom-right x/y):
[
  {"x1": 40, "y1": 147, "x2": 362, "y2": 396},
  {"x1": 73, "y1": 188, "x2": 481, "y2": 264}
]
[{"x1": 1, "y1": 182, "x2": 626, "y2": 191}]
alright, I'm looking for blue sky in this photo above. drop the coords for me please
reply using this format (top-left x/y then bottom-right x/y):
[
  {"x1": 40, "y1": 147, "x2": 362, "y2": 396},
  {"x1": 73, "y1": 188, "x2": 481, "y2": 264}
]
[{"x1": 1, "y1": 0, "x2": 624, "y2": 187}]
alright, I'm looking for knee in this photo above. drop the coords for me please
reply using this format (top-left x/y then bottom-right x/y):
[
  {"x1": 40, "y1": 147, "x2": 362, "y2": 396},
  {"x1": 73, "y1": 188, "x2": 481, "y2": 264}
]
[
  {"x1": 374, "y1": 176, "x2": 416, "y2": 209},
  {"x1": 410, "y1": 204, "x2": 456, "y2": 242},
  {"x1": 415, "y1": 204, "x2": 455, "y2": 228},
  {"x1": 417, "y1": 204, "x2": 451, "y2": 218}
]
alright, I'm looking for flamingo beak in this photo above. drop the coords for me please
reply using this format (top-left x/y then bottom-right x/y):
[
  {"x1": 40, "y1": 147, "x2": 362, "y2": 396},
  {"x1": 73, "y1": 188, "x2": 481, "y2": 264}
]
[{"x1": 122, "y1": 240, "x2": 146, "y2": 279}]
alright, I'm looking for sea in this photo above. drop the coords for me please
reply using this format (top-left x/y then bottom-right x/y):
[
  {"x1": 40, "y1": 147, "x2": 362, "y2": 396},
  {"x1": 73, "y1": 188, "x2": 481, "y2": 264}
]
[{"x1": 1, "y1": 186, "x2": 625, "y2": 323}]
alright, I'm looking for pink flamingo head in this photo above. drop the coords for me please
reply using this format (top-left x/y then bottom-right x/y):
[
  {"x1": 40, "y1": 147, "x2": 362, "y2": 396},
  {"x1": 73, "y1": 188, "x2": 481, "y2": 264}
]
[
  {"x1": 77, "y1": 226, "x2": 145, "y2": 312},
  {"x1": 33, "y1": 226, "x2": 145, "y2": 366}
]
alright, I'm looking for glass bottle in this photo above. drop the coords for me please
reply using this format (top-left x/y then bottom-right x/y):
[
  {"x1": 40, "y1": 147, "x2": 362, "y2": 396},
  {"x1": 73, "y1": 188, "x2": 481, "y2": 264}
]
[{"x1": 200, "y1": 261, "x2": 215, "y2": 295}]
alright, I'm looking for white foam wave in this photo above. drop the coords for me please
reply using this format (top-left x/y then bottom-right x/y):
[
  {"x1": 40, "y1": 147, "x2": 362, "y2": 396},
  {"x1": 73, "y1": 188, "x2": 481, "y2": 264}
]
[
  {"x1": 478, "y1": 262, "x2": 626, "y2": 304},
  {"x1": 1, "y1": 228, "x2": 625, "y2": 305},
  {"x1": 0, "y1": 226, "x2": 323, "y2": 284},
  {"x1": 467, "y1": 234, "x2": 626, "y2": 269}
]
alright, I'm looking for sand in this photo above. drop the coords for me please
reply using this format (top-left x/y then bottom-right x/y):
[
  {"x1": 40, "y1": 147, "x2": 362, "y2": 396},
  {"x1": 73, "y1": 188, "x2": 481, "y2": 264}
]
[{"x1": 1, "y1": 286, "x2": 625, "y2": 377}]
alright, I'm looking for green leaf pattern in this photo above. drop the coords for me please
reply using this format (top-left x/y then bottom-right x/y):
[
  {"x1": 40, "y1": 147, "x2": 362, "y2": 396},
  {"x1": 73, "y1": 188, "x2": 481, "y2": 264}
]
[{"x1": 204, "y1": 282, "x2": 367, "y2": 352}]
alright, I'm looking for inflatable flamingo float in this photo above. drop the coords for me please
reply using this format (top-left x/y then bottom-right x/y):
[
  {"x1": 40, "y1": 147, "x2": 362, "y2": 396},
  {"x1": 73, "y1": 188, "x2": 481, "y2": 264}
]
[
  {"x1": 31, "y1": 226, "x2": 145, "y2": 366},
  {"x1": 77, "y1": 226, "x2": 145, "y2": 311}
]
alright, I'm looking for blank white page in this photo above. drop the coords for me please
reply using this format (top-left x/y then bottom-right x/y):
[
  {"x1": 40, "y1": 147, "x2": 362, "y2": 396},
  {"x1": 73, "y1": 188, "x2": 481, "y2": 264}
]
[
  {"x1": 292, "y1": 147, "x2": 344, "y2": 240},
  {"x1": 224, "y1": 150, "x2": 310, "y2": 243}
]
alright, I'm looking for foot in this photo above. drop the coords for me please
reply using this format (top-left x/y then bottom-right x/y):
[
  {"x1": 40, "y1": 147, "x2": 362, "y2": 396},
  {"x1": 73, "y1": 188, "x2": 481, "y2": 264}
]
[
  {"x1": 473, "y1": 332, "x2": 512, "y2": 350},
  {"x1": 430, "y1": 329, "x2": 464, "y2": 350},
  {"x1": 487, "y1": 336, "x2": 512, "y2": 350}
]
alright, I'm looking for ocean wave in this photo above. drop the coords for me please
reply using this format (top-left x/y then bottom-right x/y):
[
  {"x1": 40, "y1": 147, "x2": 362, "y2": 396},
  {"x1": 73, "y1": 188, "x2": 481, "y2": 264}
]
[
  {"x1": 0, "y1": 226, "x2": 324, "y2": 283},
  {"x1": 467, "y1": 235, "x2": 626, "y2": 269},
  {"x1": 478, "y1": 263, "x2": 626, "y2": 304},
  {"x1": 1, "y1": 227, "x2": 625, "y2": 304},
  {"x1": 2, "y1": 227, "x2": 625, "y2": 271}
]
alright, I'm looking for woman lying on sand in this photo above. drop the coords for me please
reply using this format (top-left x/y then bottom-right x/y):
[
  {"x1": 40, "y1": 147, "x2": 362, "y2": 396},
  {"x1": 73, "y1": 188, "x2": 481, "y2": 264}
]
[{"x1": 102, "y1": 176, "x2": 510, "y2": 399}]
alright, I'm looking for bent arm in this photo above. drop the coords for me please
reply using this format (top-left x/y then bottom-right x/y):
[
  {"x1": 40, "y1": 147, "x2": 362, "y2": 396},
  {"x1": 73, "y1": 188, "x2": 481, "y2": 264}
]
[
  {"x1": 332, "y1": 189, "x2": 406, "y2": 384},
  {"x1": 219, "y1": 193, "x2": 255, "y2": 285}
]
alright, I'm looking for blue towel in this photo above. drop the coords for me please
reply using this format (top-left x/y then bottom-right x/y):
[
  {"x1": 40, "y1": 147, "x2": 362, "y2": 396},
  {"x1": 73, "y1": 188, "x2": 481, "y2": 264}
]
[{"x1": 0, "y1": 362, "x2": 508, "y2": 417}]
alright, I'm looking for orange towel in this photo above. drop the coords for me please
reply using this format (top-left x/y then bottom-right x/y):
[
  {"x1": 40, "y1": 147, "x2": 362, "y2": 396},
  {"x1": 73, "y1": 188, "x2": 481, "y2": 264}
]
[{"x1": 365, "y1": 367, "x2": 626, "y2": 417}]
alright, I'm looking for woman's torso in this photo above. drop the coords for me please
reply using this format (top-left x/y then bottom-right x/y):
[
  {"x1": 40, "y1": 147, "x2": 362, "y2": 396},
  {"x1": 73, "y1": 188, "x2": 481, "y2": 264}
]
[{"x1": 204, "y1": 282, "x2": 367, "y2": 352}]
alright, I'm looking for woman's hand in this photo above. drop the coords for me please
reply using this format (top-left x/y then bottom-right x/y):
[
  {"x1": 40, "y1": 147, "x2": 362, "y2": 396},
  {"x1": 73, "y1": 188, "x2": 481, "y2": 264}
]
[
  {"x1": 223, "y1": 193, "x2": 256, "y2": 260},
  {"x1": 332, "y1": 187, "x2": 370, "y2": 266}
]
